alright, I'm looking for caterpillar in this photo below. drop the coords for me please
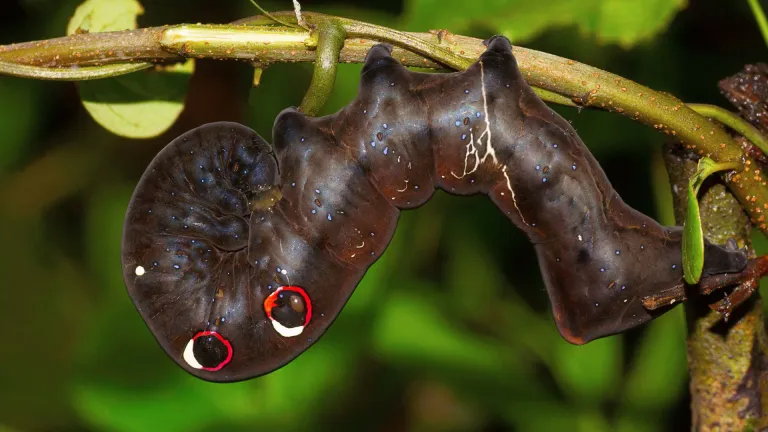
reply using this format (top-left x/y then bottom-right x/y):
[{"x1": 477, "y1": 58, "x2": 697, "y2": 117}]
[{"x1": 121, "y1": 35, "x2": 748, "y2": 382}]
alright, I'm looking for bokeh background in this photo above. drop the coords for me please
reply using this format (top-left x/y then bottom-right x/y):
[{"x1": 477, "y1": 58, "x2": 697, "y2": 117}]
[{"x1": 1, "y1": 0, "x2": 767, "y2": 430}]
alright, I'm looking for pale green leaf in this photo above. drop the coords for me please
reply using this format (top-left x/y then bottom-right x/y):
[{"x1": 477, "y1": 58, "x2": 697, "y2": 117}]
[
  {"x1": 404, "y1": 0, "x2": 687, "y2": 47},
  {"x1": 682, "y1": 178, "x2": 704, "y2": 284},
  {"x1": 681, "y1": 157, "x2": 741, "y2": 284},
  {"x1": 67, "y1": 0, "x2": 193, "y2": 139},
  {"x1": 77, "y1": 59, "x2": 194, "y2": 139},
  {"x1": 67, "y1": 0, "x2": 144, "y2": 34}
]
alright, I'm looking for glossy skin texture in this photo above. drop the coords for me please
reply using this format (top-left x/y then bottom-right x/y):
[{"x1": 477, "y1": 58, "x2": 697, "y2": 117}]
[{"x1": 122, "y1": 36, "x2": 746, "y2": 382}]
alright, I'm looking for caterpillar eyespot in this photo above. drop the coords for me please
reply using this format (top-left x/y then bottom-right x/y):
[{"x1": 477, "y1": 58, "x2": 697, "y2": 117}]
[
  {"x1": 121, "y1": 35, "x2": 747, "y2": 382},
  {"x1": 263, "y1": 286, "x2": 312, "y2": 337},
  {"x1": 183, "y1": 331, "x2": 233, "y2": 371}
]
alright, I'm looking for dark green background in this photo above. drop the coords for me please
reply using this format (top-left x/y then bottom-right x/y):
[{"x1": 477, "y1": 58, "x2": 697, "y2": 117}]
[{"x1": 1, "y1": 0, "x2": 766, "y2": 430}]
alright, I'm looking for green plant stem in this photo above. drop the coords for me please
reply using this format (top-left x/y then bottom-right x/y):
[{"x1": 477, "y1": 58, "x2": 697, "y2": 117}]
[
  {"x1": 1, "y1": 11, "x2": 767, "y2": 233},
  {"x1": 298, "y1": 22, "x2": 345, "y2": 115},
  {"x1": 334, "y1": 17, "x2": 473, "y2": 70},
  {"x1": 748, "y1": 0, "x2": 768, "y2": 48},
  {"x1": 688, "y1": 103, "x2": 768, "y2": 155},
  {"x1": 0, "y1": 60, "x2": 150, "y2": 80}
]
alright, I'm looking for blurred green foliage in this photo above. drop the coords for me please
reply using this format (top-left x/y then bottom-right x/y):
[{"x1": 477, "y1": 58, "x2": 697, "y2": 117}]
[{"x1": 0, "y1": 0, "x2": 765, "y2": 431}]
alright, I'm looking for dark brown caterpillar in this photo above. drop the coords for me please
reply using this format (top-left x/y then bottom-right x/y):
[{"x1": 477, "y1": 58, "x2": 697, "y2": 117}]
[{"x1": 121, "y1": 36, "x2": 747, "y2": 382}]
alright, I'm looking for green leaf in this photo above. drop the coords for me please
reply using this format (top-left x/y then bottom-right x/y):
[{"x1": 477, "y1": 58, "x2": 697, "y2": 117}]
[
  {"x1": 67, "y1": 0, "x2": 193, "y2": 139},
  {"x1": 404, "y1": 0, "x2": 687, "y2": 47},
  {"x1": 77, "y1": 60, "x2": 194, "y2": 139},
  {"x1": 681, "y1": 157, "x2": 742, "y2": 284},
  {"x1": 682, "y1": 178, "x2": 704, "y2": 284}
]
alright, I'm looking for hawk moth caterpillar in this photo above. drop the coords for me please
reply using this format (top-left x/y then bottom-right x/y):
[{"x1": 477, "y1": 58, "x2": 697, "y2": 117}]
[{"x1": 121, "y1": 35, "x2": 748, "y2": 382}]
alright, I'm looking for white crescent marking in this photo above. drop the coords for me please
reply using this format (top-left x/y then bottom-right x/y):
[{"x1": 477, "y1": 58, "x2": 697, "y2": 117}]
[
  {"x1": 183, "y1": 338, "x2": 203, "y2": 369},
  {"x1": 270, "y1": 320, "x2": 305, "y2": 337}
]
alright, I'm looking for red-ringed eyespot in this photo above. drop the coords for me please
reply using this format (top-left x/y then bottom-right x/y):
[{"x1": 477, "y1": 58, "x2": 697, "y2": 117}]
[
  {"x1": 182, "y1": 331, "x2": 233, "y2": 371},
  {"x1": 263, "y1": 286, "x2": 312, "y2": 337}
]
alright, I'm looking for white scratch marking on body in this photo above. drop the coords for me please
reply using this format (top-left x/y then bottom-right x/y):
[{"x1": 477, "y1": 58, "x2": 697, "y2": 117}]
[
  {"x1": 397, "y1": 180, "x2": 409, "y2": 192},
  {"x1": 450, "y1": 61, "x2": 528, "y2": 225}
]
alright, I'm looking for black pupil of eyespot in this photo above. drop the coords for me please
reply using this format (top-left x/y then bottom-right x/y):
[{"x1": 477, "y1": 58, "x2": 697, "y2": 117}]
[
  {"x1": 272, "y1": 292, "x2": 306, "y2": 328},
  {"x1": 192, "y1": 335, "x2": 229, "y2": 368}
]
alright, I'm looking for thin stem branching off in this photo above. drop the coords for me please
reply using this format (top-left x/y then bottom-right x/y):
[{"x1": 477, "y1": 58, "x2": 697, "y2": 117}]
[
  {"x1": 1, "y1": 11, "x2": 768, "y2": 232},
  {"x1": 748, "y1": 0, "x2": 768, "y2": 48},
  {"x1": 688, "y1": 103, "x2": 768, "y2": 156}
]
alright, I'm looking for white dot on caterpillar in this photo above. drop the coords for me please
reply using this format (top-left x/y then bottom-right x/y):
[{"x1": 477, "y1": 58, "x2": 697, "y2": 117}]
[
  {"x1": 577, "y1": 234, "x2": 583, "y2": 241},
  {"x1": 135, "y1": 266, "x2": 145, "y2": 276}
]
